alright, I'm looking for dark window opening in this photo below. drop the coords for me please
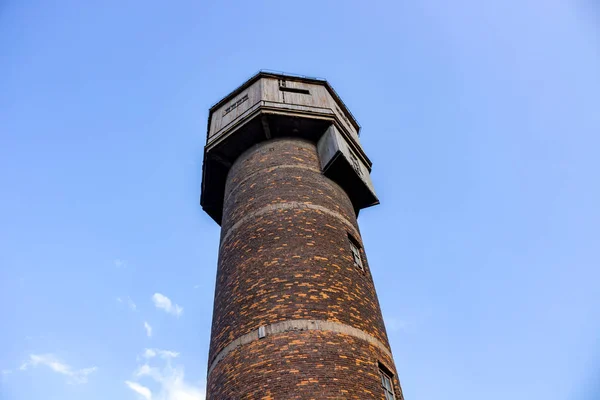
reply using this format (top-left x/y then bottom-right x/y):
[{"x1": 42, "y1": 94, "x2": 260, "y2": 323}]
[
  {"x1": 379, "y1": 363, "x2": 396, "y2": 400},
  {"x1": 348, "y1": 233, "x2": 364, "y2": 272}
]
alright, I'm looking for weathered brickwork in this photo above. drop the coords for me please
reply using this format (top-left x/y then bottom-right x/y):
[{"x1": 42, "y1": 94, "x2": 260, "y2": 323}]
[
  {"x1": 208, "y1": 330, "x2": 403, "y2": 400},
  {"x1": 206, "y1": 138, "x2": 402, "y2": 398}
]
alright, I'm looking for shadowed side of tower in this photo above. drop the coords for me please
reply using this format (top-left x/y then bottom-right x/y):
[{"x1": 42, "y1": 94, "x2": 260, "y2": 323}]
[{"x1": 201, "y1": 72, "x2": 404, "y2": 399}]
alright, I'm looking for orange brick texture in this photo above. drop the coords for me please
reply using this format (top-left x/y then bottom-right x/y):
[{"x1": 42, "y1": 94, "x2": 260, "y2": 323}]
[{"x1": 207, "y1": 138, "x2": 403, "y2": 399}]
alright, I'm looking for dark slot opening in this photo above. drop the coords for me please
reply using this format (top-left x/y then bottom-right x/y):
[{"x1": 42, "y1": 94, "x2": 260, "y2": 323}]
[
  {"x1": 279, "y1": 86, "x2": 311, "y2": 95},
  {"x1": 347, "y1": 232, "x2": 361, "y2": 249}
]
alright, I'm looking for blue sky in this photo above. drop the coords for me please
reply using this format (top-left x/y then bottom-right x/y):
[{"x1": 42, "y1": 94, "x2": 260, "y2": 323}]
[{"x1": 1, "y1": 1, "x2": 599, "y2": 399}]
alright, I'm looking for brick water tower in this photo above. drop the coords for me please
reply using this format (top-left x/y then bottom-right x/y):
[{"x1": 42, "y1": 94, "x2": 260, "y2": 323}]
[{"x1": 201, "y1": 72, "x2": 403, "y2": 399}]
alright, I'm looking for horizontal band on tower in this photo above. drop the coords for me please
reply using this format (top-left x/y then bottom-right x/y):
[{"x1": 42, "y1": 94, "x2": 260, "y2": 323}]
[
  {"x1": 207, "y1": 319, "x2": 393, "y2": 378},
  {"x1": 220, "y1": 201, "x2": 360, "y2": 247}
]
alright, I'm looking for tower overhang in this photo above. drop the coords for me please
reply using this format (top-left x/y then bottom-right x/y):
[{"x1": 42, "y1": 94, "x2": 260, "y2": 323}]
[{"x1": 201, "y1": 71, "x2": 378, "y2": 224}]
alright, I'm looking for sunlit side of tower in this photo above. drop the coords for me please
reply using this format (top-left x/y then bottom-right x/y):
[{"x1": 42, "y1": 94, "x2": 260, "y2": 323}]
[{"x1": 200, "y1": 72, "x2": 404, "y2": 399}]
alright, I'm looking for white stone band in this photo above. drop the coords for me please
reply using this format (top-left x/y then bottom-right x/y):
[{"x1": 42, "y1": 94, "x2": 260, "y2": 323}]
[
  {"x1": 207, "y1": 319, "x2": 393, "y2": 378},
  {"x1": 220, "y1": 201, "x2": 360, "y2": 247}
]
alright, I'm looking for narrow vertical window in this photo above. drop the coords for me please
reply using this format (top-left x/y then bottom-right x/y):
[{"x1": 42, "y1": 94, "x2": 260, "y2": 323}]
[
  {"x1": 348, "y1": 233, "x2": 364, "y2": 271},
  {"x1": 380, "y1": 368, "x2": 396, "y2": 400}
]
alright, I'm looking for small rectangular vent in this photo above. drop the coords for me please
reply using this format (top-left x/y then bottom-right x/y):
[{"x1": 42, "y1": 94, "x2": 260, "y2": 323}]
[
  {"x1": 223, "y1": 94, "x2": 249, "y2": 116},
  {"x1": 279, "y1": 86, "x2": 310, "y2": 95}
]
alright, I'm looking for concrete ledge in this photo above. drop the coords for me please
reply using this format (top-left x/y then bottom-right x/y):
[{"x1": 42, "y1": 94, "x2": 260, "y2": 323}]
[
  {"x1": 220, "y1": 201, "x2": 360, "y2": 247},
  {"x1": 207, "y1": 319, "x2": 393, "y2": 378}
]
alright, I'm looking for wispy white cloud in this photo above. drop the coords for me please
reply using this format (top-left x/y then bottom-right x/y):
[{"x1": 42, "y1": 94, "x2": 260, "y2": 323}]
[
  {"x1": 126, "y1": 380, "x2": 152, "y2": 400},
  {"x1": 20, "y1": 354, "x2": 96, "y2": 384},
  {"x1": 117, "y1": 296, "x2": 137, "y2": 311},
  {"x1": 152, "y1": 293, "x2": 183, "y2": 317},
  {"x1": 126, "y1": 349, "x2": 204, "y2": 400},
  {"x1": 142, "y1": 349, "x2": 179, "y2": 360},
  {"x1": 115, "y1": 259, "x2": 126, "y2": 268},
  {"x1": 143, "y1": 349, "x2": 157, "y2": 359},
  {"x1": 135, "y1": 364, "x2": 156, "y2": 378},
  {"x1": 144, "y1": 322, "x2": 153, "y2": 338},
  {"x1": 1, "y1": 369, "x2": 12, "y2": 375},
  {"x1": 128, "y1": 298, "x2": 137, "y2": 311}
]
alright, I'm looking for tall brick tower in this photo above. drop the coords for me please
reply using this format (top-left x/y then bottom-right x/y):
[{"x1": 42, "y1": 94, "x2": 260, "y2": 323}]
[{"x1": 201, "y1": 72, "x2": 403, "y2": 399}]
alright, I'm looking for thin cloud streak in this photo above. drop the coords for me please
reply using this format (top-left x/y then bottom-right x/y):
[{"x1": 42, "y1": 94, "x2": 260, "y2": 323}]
[
  {"x1": 19, "y1": 354, "x2": 96, "y2": 384},
  {"x1": 117, "y1": 296, "x2": 137, "y2": 311},
  {"x1": 126, "y1": 380, "x2": 152, "y2": 400},
  {"x1": 143, "y1": 349, "x2": 179, "y2": 359},
  {"x1": 144, "y1": 322, "x2": 153, "y2": 338}
]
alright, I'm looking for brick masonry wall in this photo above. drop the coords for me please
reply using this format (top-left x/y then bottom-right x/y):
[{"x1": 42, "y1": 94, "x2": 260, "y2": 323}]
[
  {"x1": 207, "y1": 330, "x2": 403, "y2": 399},
  {"x1": 207, "y1": 137, "x2": 402, "y2": 399}
]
